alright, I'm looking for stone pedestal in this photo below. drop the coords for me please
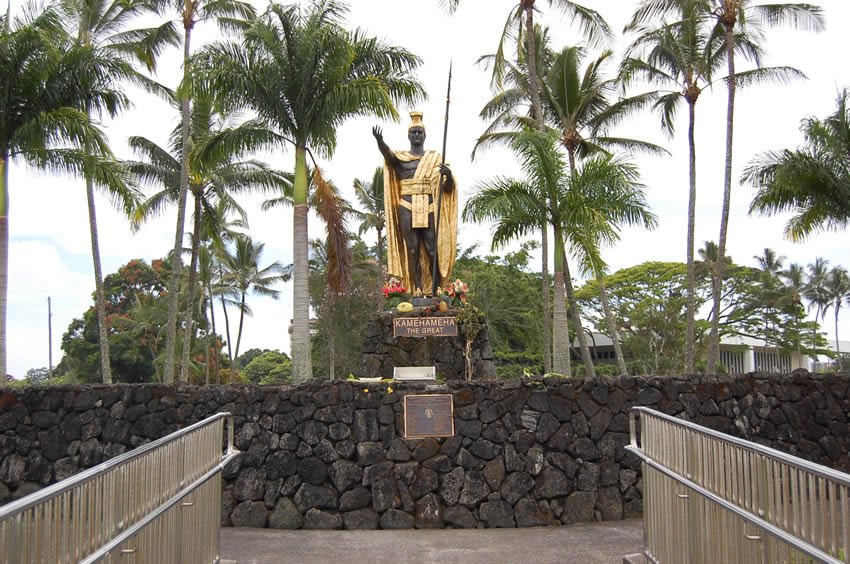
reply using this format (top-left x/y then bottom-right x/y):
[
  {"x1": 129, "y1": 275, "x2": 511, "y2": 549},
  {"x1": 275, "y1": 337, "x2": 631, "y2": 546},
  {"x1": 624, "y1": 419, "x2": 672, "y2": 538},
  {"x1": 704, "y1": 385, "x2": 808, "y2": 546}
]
[{"x1": 359, "y1": 311, "x2": 497, "y2": 380}]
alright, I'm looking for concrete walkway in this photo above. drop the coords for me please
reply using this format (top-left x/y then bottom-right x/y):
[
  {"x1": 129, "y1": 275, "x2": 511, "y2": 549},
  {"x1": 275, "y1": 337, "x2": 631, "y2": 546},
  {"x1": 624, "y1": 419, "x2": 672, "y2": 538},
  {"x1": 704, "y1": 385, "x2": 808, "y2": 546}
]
[{"x1": 220, "y1": 519, "x2": 643, "y2": 564}]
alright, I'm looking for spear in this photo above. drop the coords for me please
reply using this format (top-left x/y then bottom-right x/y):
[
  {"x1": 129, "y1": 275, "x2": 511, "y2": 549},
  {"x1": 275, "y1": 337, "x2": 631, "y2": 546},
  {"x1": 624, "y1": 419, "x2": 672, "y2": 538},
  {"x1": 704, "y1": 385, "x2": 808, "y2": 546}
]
[{"x1": 431, "y1": 61, "x2": 453, "y2": 296}]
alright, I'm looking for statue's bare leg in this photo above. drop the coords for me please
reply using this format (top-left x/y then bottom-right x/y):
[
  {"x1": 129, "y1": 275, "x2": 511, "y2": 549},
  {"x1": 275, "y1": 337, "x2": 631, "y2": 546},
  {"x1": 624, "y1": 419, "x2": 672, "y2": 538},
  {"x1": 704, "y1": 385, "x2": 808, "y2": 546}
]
[
  {"x1": 398, "y1": 206, "x2": 422, "y2": 291},
  {"x1": 422, "y1": 213, "x2": 439, "y2": 294}
]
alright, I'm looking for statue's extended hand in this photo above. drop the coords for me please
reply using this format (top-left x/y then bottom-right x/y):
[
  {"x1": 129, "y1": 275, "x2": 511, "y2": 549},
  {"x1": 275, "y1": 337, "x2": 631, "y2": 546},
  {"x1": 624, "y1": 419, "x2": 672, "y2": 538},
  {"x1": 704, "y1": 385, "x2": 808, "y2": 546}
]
[{"x1": 372, "y1": 126, "x2": 383, "y2": 143}]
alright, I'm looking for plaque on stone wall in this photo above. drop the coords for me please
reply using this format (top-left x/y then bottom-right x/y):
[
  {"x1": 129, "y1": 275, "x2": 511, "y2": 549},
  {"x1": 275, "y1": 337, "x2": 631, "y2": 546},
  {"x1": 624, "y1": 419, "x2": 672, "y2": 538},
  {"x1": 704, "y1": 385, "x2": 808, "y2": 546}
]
[
  {"x1": 403, "y1": 394, "x2": 455, "y2": 439},
  {"x1": 393, "y1": 316, "x2": 458, "y2": 337}
]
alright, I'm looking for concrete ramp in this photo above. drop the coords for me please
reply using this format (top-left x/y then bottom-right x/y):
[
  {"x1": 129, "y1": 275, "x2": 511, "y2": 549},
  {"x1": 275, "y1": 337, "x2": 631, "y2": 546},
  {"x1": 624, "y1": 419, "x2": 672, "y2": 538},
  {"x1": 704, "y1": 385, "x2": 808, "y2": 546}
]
[{"x1": 220, "y1": 519, "x2": 643, "y2": 564}]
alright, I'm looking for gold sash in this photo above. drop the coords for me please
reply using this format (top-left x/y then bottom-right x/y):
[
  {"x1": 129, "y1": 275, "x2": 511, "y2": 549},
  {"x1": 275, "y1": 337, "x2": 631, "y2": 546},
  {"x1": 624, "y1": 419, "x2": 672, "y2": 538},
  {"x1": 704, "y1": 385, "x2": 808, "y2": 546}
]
[{"x1": 400, "y1": 178, "x2": 433, "y2": 227}]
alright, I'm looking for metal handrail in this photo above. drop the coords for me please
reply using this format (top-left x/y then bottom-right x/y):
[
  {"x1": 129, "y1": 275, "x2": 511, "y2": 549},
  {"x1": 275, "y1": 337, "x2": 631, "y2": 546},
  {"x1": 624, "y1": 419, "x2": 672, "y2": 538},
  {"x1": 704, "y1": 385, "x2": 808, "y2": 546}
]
[
  {"x1": 0, "y1": 412, "x2": 235, "y2": 519},
  {"x1": 629, "y1": 406, "x2": 850, "y2": 487},
  {"x1": 1, "y1": 411, "x2": 237, "y2": 563},
  {"x1": 629, "y1": 407, "x2": 850, "y2": 563}
]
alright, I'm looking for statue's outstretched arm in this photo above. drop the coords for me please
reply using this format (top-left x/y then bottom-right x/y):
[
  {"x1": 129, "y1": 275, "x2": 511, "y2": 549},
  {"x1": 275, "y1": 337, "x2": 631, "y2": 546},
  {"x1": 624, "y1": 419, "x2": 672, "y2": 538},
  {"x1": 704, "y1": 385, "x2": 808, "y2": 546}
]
[{"x1": 372, "y1": 126, "x2": 398, "y2": 166}]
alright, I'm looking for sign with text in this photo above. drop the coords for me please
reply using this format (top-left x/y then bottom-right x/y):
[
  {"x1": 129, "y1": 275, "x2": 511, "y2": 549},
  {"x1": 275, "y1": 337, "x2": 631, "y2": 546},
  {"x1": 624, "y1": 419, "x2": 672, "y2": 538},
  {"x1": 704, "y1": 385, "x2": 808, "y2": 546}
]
[
  {"x1": 393, "y1": 316, "x2": 458, "y2": 337},
  {"x1": 403, "y1": 394, "x2": 455, "y2": 438}
]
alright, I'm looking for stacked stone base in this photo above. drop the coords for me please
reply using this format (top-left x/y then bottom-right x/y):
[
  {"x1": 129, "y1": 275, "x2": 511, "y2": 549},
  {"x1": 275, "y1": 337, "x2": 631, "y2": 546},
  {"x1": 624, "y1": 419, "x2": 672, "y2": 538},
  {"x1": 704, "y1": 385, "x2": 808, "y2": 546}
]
[{"x1": 359, "y1": 311, "x2": 497, "y2": 380}]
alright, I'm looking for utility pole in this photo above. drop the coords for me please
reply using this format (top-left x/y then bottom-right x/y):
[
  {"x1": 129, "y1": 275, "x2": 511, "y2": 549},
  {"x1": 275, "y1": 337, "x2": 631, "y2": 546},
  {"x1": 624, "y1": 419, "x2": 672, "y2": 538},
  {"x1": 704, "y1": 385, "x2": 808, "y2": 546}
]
[{"x1": 48, "y1": 297, "x2": 53, "y2": 379}]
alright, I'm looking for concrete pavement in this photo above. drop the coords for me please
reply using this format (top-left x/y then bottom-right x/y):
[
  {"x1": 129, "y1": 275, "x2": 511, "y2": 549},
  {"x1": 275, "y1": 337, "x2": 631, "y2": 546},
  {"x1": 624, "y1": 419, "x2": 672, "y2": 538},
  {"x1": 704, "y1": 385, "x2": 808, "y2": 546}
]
[{"x1": 219, "y1": 519, "x2": 643, "y2": 564}]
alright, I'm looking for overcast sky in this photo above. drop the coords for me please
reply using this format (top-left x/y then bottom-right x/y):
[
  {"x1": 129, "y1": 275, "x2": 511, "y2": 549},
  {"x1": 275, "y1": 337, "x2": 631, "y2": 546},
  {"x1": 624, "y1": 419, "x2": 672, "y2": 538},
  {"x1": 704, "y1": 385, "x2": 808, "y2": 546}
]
[{"x1": 7, "y1": 0, "x2": 850, "y2": 377}]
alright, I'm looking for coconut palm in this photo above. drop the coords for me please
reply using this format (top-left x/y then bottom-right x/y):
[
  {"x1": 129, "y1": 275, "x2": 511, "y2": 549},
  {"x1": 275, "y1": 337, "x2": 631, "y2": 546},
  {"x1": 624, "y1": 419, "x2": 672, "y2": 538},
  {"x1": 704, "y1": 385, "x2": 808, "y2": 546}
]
[
  {"x1": 477, "y1": 30, "x2": 664, "y2": 374},
  {"x1": 745, "y1": 89, "x2": 850, "y2": 241},
  {"x1": 753, "y1": 247, "x2": 785, "y2": 347},
  {"x1": 160, "y1": 0, "x2": 255, "y2": 385},
  {"x1": 803, "y1": 257, "x2": 829, "y2": 345},
  {"x1": 822, "y1": 266, "x2": 850, "y2": 372},
  {"x1": 621, "y1": 3, "x2": 727, "y2": 373},
  {"x1": 218, "y1": 235, "x2": 287, "y2": 365},
  {"x1": 351, "y1": 168, "x2": 386, "y2": 310},
  {"x1": 193, "y1": 0, "x2": 424, "y2": 382},
  {"x1": 466, "y1": 128, "x2": 654, "y2": 377},
  {"x1": 59, "y1": 0, "x2": 178, "y2": 384},
  {"x1": 128, "y1": 93, "x2": 287, "y2": 381},
  {"x1": 0, "y1": 6, "x2": 131, "y2": 378}
]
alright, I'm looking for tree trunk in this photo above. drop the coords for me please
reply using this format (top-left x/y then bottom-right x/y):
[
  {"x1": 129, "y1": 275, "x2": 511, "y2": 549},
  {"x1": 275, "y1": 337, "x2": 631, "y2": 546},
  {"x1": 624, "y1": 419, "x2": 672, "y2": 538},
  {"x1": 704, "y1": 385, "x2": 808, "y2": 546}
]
[
  {"x1": 218, "y1": 263, "x2": 233, "y2": 367},
  {"x1": 552, "y1": 234, "x2": 570, "y2": 376},
  {"x1": 179, "y1": 191, "x2": 202, "y2": 383},
  {"x1": 207, "y1": 278, "x2": 220, "y2": 384},
  {"x1": 0, "y1": 153, "x2": 8, "y2": 379},
  {"x1": 561, "y1": 245, "x2": 595, "y2": 378},
  {"x1": 599, "y1": 275, "x2": 628, "y2": 376},
  {"x1": 685, "y1": 98, "x2": 698, "y2": 374},
  {"x1": 541, "y1": 226, "x2": 551, "y2": 374},
  {"x1": 328, "y1": 296, "x2": 335, "y2": 381},
  {"x1": 523, "y1": 2, "x2": 550, "y2": 375},
  {"x1": 835, "y1": 308, "x2": 842, "y2": 373},
  {"x1": 163, "y1": 26, "x2": 193, "y2": 384},
  {"x1": 85, "y1": 169, "x2": 113, "y2": 384},
  {"x1": 376, "y1": 226, "x2": 384, "y2": 311},
  {"x1": 708, "y1": 20, "x2": 738, "y2": 373},
  {"x1": 524, "y1": 3, "x2": 543, "y2": 130},
  {"x1": 234, "y1": 290, "x2": 246, "y2": 364},
  {"x1": 291, "y1": 146, "x2": 312, "y2": 382}
]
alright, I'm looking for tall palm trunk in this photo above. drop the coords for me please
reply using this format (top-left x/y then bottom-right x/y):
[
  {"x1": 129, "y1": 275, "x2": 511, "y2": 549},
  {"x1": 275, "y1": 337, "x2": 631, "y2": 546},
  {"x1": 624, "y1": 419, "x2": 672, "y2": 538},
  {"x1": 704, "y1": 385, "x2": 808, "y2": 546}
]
[
  {"x1": 207, "y1": 279, "x2": 220, "y2": 383},
  {"x1": 327, "y1": 295, "x2": 335, "y2": 381},
  {"x1": 0, "y1": 153, "x2": 8, "y2": 378},
  {"x1": 560, "y1": 242, "x2": 595, "y2": 378},
  {"x1": 291, "y1": 146, "x2": 312, "y2": 382},
  {"x1": 522, "y1": 0, "x2": 551, "y2": 374},
  {"x1": 234, "y1": 290, "x2": 246, "y2": 363},
  {"x1": 219, "y1": 291, "x2": 233, "y2": 366},
  {"x1": 523, "y1": 1, "x2": 542, "y2": 128},
  {"x1": 164, "y1": 25, "x2": 194, "y2": 384},
  {"x1": 375, "y1": 226, "x2": 384, "y2": 311},
  {"x1": 708, "y1": 13, "x2": 738, "y2": 373},
  {"x1": 564, "y1": 147, "x2": 596, "y2": 378},
  {"x1": 599, "y1": 275, "x2": 628, "y2": 376},
  {"x1": 685, "y1": 97, "x2": 698, "y2": 374},
  {"x1": 179, "y1": 191, "x2": 202, "y2": 383},
  {"x1": 835, "y1": 307, "x2": 842, "y2": 373},
  {"x1": 552, "y1": 232, "x2": 570, "y2": 375},
  {"x1": 542, "y1": 226, "x2": 551, "y2": 374},
  {"x1": 85, "y1": 167, "x2": 113, "y2": 384}
]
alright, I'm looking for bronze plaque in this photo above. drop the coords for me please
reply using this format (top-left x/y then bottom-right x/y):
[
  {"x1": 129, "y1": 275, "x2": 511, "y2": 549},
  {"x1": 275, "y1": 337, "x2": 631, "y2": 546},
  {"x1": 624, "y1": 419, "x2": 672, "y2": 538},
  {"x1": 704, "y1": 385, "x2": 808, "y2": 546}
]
[
  {"x1": 393, "y1": 316, "x2": 458, "y2": 337},
  {"x1": 403, "y1": 394, "x2": 455, "y2": 439}
]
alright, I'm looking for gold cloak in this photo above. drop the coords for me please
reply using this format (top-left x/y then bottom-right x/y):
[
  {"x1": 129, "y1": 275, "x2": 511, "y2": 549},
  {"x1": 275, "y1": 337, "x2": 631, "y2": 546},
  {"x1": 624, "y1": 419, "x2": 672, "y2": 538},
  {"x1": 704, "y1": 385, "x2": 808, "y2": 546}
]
[{"x1": 383, "y1": 150, "x2": 458, "y2": 294}]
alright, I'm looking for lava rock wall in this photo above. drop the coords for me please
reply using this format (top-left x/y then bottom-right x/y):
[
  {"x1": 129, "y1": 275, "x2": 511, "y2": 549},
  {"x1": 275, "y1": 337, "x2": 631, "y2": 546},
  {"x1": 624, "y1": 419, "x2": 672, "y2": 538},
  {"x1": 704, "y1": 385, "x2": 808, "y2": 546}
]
[{"x1": 1, "y1": 373, "x2": 848, "y2": 530}]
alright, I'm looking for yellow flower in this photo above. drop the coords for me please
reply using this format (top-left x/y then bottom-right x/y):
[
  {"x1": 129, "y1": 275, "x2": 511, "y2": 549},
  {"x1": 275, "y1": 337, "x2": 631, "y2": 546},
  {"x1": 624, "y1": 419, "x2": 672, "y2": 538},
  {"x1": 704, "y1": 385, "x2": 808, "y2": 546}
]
[
  {"x1": 363, "y1": 388, "x2": 369, "y2": 393},
  {"x1": 387, "y1": 386, "x2": 394, "y2": 394}
]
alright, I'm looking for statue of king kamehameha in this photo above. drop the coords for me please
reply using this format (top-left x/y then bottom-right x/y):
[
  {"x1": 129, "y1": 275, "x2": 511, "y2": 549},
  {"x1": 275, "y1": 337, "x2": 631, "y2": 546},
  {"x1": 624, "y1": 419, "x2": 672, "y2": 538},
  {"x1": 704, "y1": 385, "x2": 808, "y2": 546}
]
[{"x1": 372, "y1": 111, "x2": 458, "y2": 296}]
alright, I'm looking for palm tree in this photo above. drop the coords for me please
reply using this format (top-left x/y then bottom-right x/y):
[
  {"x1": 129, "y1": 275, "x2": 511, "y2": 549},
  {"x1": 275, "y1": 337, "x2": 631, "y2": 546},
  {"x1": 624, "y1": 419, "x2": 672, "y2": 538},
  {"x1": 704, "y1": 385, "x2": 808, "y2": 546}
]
[
  {"x1": 160, "y1": 0, "x2": 255, "y2": 385},
  {"x1": 219, "y1": 235, "x2": 287, "y2": 365},
  {"x1": 59, "y1": 0, "x2": 178, "y2": 384},
  {"x1": 0, "y1": 6, "x2": 130, "y2": 378},
  {"x1": 477, "y1": 32, "x2": 665, "y2": 374},
  {"x1": 129, "y1": 93, "x2": 286, "y2": 381},
  {"x1": 194, "y1": 0, "x2": 424, "y2": 382},
  {"x1": 466, "y1": 128, "x2": 654, "y2": 377},
  {"x1": 351, "y1": 168, "x2": 385, "y2": 310},
  {"x1": 753, "y1": 247, "x2": 785, "y2": 348},
  {"x1": 745, "y1": 89, "x2": 850, "y2": 241},
  {"x1": 621, "y1": 3, "x2": 725, "y2": 373},
  {"x1": 707, "y1": 0, "x2": 822, "y2": 372},
  {"x1": 804, "y1": 257, "x2": 829, "y2": 346},
  {"x1": 823, "y1": 266, "x2": 850, "y2": 373}
]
